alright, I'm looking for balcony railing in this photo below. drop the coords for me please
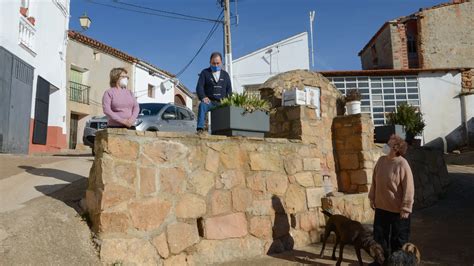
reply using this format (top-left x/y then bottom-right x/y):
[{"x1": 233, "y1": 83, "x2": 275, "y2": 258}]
[
  {"x1": 19, "y1": 16, "x2": 36, "y2": 54},
  {"x1": 69, "y1": 81, "x2": 90, "y2": 104}
]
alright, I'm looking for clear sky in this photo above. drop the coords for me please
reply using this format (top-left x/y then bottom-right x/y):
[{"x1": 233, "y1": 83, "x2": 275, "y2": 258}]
[{"x1": 70, "y1": 0, "x2": 446, "y2": 91}]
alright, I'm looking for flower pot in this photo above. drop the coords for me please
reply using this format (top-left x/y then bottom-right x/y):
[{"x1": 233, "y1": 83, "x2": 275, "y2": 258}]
[
  {"x1": 20, "y1": 7, "x2": 28, "y2": 17},
  {"x1": 210, "y1": 106, "x2": 269, "y2": 137},
  {"x1": 27, "y1": 16, "x2": 35, "y2": 25},
  {"x1": 345, "y1": 100, "x2": 361, "y2": 115}
]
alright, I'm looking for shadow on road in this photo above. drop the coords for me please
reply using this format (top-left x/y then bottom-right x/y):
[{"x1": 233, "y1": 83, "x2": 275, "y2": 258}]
[
  {"x1": 52, "y1": 153, "x2": 93, "y2": 158},
  {"x1": 17, "y1": 165, "x2": 88, "y2": 215}
]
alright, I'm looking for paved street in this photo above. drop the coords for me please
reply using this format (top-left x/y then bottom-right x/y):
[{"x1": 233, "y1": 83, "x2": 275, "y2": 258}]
[{"x1": 0, "y1": 153, "x2": 473, "y2": 265}]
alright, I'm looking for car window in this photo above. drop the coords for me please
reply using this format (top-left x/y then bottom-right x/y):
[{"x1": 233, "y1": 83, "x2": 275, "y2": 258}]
[
  {"x1": 139, "y1": 103, "x2": 166, "y2": 116},
  {"x1": 162, "y1": 106, "x2": 177, "y2": 120},
  {"x1": 177, "y1": 108, "x2": 192, "y2": 120}
]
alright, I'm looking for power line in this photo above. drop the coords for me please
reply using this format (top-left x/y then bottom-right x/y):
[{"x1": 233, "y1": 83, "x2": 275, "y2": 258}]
[
  {"x1": 114, "y1": 0, "x2": 222, "y2": 23},
  {"x1": 86, "y1": 0, "x2": 219, "y2": 23},
  {"x1": 175, "y1": 11, "x2": 224, "y2": 77}
]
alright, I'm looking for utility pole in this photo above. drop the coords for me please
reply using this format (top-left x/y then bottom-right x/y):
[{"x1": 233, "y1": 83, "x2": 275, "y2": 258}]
[
  {"x1": 222, "y1": 0, "x2": 233, "y2": 86},
  {"x1": 309, "y1": 11, "x2": 316, "y2": 69}
]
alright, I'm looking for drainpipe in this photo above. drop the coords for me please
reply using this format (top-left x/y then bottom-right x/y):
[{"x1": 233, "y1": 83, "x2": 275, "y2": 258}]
[{"x1": 460, "y1": 93, "x2": 469, "y2": 147}]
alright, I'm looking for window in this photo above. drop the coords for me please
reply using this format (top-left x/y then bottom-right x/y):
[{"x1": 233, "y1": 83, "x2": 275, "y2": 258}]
[
  {"x1": 407, "y1": 36, "x2": 417, "y2": 53},
  {"x1": 177, "y1": 108, "x2": 192, "y2": 120},
  {"x1": 148, "y1": 84, "x2": 155, "y2": 98},
  {"x1": 162, "y1": 106, "x2": 177, "y2": 120}
]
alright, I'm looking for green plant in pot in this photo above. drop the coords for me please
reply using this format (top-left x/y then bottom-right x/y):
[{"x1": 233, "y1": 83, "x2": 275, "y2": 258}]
[
  {"x1": 345, "y1": 88, "x2": 362, "y2": 115},
  {"x1": 211, "y1": 93, "x2": 271, "y2": 137},
  {"x1": 386, "y1": 103, "x2": 425, "y2": 145}
]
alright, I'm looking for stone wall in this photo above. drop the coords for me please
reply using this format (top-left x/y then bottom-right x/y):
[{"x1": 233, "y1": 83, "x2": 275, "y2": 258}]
[
  {"x1": 359, "y1": 24, "x2": 396, "y2": 70},
  {"x1": 333, "y1": 114, "x2": 381, "y2": 194},
  {"x1": 418, "y1": 1, "x2": 474, "y2": 69},
  {"x1": 404, "y1": 147, "x2": 450, "y2": 209},
  {"x1": 86, "y1": 129, "x2": 335, "y2": 265}
]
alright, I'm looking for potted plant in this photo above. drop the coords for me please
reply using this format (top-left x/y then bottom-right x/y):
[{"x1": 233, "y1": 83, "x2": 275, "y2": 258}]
[
  {"x1": 27, "y1": 16, "x2": 35, "y2": 25},
  {"x1": 20, "y1": 7, "x2": 28, "y2": 17},
  {"x1": 345, "y1": 88, "x2": 361, "y2": 115},
  {"x1": 386, "y1": 103, "x2": 425, "y2": 146},
  {"x1": 210, "y1": 93, "x2": 271, "y2": 137}
]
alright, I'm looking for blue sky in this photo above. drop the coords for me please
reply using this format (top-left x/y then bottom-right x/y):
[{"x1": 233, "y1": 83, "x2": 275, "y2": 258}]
[{"x1": 70, "y1": 0, "x2": 445, "y2": 91}]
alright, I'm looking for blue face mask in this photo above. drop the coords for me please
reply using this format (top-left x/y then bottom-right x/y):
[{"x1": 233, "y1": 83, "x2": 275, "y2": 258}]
[{"x1": 210, "y1": 65, "x2": 221, "y2": 72}]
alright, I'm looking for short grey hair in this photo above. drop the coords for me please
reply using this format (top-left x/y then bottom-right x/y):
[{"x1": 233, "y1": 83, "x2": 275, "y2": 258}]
[{"x1": 210, "y1": 52, "x2": 223, "y2": 61}]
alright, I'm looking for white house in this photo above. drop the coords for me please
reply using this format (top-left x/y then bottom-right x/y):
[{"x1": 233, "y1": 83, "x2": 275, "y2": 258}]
[
  {"x1": 321, "y1": 68, "x2": 474, "y2": 151},
  {"x1": 134, "y1": 60, "x2": 194, "y2": 109},
  {"x1": 232, "y1": 32, "x2": 310, "y2": 94},
  {"x1": 0, "y1": 0, "x2": 70, "y2": 154}
]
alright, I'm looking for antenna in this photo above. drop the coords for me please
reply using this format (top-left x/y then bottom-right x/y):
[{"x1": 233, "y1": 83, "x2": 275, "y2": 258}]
[{"x1": 309, "y1": 11, "x2": 316, "y2": 69}]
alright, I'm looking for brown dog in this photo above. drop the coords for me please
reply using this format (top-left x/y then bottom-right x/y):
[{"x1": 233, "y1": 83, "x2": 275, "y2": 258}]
[{"x1": 320, "y1": 210, "x2": 385, "y2": 266}]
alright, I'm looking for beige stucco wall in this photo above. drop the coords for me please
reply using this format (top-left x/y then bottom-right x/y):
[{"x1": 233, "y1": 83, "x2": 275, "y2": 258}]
[{"x1": 65, "y1": 40, "x2": 134, "y2": 148}]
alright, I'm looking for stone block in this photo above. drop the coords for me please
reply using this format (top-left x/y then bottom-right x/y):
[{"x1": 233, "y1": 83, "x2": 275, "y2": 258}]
[
  {"x1": 295, "y1": 172, "x2": 315, "y2": 187},
  {"x1": 167, "y1": 222, "x2": 200, "y2": 254},
  {"x1": 350, "y1": 169, "x2": 371, "y2": 185},
  {"x1": 358, "y1": 184, "x2": 371, "y2": 193},
  {"x1": 232, "y1": 187, "x2": 253, "y2": 212},
  {"x1": 246, "y1": 172, "x2": 266, "y2": 193},
  {"x1": 298, "y1": 211, "x2": 319, "y2": 232},
  {"x1": 140, "y1": 167, "x2": 156, "y2": 195},
  {"x1": 291, "y1": 229, "x2": 311, "y2": 248},
  {"x1": 284, "y1": 158, "x2": 303, "y2": 175},
  {"x1": 205, "y1": 149, "x2": 220, "y2": 173},
  {"x1": 313, "y1": 173, "x2": 323, "y2": 187},
  {"x1": 285, "y1": 185, "x2": 307, "y2": 213},
  {"x1": 176, "y1": 194, "x2": 207, "y2": 219},
  {"x1": 338, "y1": 153, "x2": 360, "y2": 170},
  {"x1": 152, "y1": 232, "x2": 170, "y2": 259},
  {"x1": 188, "y1": 170, "x2": 215, "y2": 196},
  {"x1": 211, "y1": 190, "x2": 232, "y2": 215},
  {"x1": 249, "y1": 153, "x2": 282, "y2": 171},
  {"x1": 218, "y1": 170, "x2": 245, "y2": 189},
  {"x1": 107, "y1": 137, "x2": 139, "y2": 161},
  {"x1": 142, "y1": 140, "x2": 188, "y2": 163},
  {"x1": 303, "y1": 158, "x2": 321, "y2": 171},
  {"x1": 204, "y1": 213, "x2": 248, "y2": 240},
  {"x1": 164, "y1": 254, "x2": 187, "y2": 266},
  {"x1": 193, "y1": 237, "x2": 263, "y2": 264},
  {"x1": 114, "y1": 161, "x2": 136, "y2": 186},
  {"x1": 306, "y1": 187, "x2": 325, "y2": 208},
  {"x1": 100, "y1": 238, "x2": 159, "y2": 265},
  {"x1": 220, "y1": 145, "x2": 247, "y2": 170},
  {"x1": 266, "y1": 172, "x2": 289, "y2": 195},
  {"x1": 129, "y1": 198, "x2": 171, "y2": 231},
  {"x1": 249, "y1": 216, "x2": 272, "y2": 239},
  {"x1": 160, "y1": 167, "x2": 186, "y2": 194},
  {"x1": 99, "y1": 212, "x2": 130, "y2": 233},
  {"x1": 248, "y1": 199, "x2": 273, "y2": 216},
  {"x1": 100, "y1": 184, "x2": 135, "y2": 210},
  {"x1": 339, "y1": 171, "x2": 351, "y2": 192}
]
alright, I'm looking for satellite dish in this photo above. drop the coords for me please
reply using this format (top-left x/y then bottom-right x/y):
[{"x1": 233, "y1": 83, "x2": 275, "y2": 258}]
[{"x1": 160, "y1": 79, "x2": 174, "y2": 93}]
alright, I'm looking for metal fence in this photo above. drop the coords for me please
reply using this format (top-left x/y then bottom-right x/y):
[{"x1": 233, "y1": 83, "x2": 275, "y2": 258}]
[{"x1": 69, "y1": 81, "x2": 90, "y2": 104}]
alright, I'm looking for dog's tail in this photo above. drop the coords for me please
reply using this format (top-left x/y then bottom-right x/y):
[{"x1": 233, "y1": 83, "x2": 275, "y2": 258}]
[{"x1": 321, "y1": 209, "x2": 333, "y2": 217}]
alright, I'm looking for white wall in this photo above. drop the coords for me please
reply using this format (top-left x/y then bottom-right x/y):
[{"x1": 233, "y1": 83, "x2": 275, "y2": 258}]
[
  {"x1": 419, "y1": 71, "x2": 463, "y2": 148},
  {"x1": 0, "y1": 0, "x2": 69, "y2": 134},
  {"x1": 232, "y1": 32, "x2": 310, "y2": 93},
  {"x1": 134, "y1": 65, "x2": 174, "y2": 104}
]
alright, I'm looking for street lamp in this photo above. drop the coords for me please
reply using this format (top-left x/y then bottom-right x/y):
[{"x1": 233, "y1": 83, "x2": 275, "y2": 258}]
[{"x1": 79, "y1": 13, "x2": 91, "y2": 31}]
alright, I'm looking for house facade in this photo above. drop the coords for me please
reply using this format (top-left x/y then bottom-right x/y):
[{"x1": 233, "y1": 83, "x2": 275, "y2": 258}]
[
  {"x1": 0, "y1": 0, "x2": 70, "y2": 154},
  {"x1": 359, "y1": 0, "x2": 473, "y2": 70},
  {"x1": 232, "y1": 32, "x2": 310, "y2": 94},
  {"x1": 66, "y1": 31, "x2": 194, "y2": 150},
  {"x1": 321, "y1": 68, "x2": 474, "y2": 151}
]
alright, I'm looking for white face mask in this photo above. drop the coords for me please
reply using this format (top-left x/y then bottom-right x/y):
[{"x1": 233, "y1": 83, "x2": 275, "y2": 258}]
[
  {"x1": 382, "y1": 144, "x2": 391, "y2": 155},
  {"x1": 119, "y1": 77, "x2": 128, "y2": 88}
]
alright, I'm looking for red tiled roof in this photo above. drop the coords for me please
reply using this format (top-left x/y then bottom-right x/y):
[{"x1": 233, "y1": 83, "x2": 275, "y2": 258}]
[
  {"x1": 68, "y1": 30, "x2": 175, "y2": 78},
  {"x1": 319, "y1": 68, "x2": 467, "y2": 77}
]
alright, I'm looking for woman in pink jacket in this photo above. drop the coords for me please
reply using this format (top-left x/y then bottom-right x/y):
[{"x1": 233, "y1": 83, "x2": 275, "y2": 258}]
[
  {"x1": 102, "y1": 68, "x2": 139, "y2": 128},
  {"x1": 369, "y1": 134, "x2": 415, "y2": 262}
]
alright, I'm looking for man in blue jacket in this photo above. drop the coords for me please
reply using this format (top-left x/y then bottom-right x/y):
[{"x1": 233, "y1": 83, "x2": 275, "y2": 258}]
[{"x1": 196, "y1": 52, "x2": 232, "y2": 133}]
